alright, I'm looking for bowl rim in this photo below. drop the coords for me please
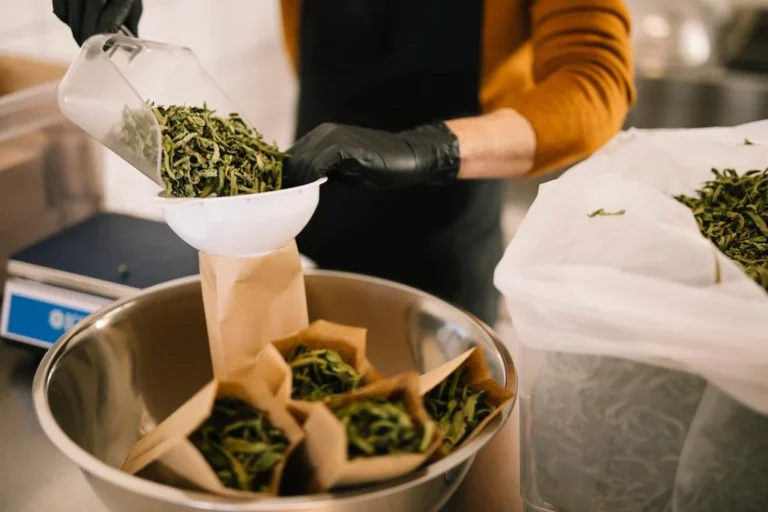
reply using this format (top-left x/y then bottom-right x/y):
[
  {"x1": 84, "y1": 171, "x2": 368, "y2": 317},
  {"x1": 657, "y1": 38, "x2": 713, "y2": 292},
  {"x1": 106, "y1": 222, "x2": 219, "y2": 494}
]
[
  {"x1": 154, "y1": 177, "x2": 328, "y2": 205},
  {"x1": 33, "y1": 269, "x2": 517, "y2": 510}
]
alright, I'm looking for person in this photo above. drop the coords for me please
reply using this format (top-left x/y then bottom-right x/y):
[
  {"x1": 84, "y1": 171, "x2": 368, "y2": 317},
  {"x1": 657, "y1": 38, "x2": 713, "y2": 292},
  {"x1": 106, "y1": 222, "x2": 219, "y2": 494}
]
[{"x1": 53, "y1": 0, "x2": 635, "y2": 327}]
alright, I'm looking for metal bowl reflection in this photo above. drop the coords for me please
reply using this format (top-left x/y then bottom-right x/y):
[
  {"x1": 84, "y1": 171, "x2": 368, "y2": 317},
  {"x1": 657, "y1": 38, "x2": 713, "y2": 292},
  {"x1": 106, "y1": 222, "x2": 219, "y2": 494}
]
[{"x1": 33, "y1": 270, "x2": 516, "y2": 512}]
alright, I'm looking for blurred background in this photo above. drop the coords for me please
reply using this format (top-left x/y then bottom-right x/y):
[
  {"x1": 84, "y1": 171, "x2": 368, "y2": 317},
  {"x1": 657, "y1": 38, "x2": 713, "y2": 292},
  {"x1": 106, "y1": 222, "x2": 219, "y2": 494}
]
[{"x1": 4, "y1": 0, "x2": 768, "y2": 294}]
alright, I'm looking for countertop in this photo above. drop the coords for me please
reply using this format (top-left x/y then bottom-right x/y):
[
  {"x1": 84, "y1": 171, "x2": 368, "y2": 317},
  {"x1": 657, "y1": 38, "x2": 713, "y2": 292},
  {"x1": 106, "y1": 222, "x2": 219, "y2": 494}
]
[
  {"x1": 0, "y1": 341, "x2": 106, "y2": 511},
  {"x1": 0, "y1": 324, "x2": 523, "y2": 512}
]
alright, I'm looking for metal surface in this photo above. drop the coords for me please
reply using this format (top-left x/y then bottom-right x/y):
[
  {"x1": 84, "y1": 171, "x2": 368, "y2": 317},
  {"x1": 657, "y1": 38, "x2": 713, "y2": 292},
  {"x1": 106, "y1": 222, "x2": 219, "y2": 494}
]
[
  {"x1": 627, "y1": 72, "x2": 768, "y2": 129},
  {"x1": 32, "y1": 270, "x2": 516, "y2": 512}
]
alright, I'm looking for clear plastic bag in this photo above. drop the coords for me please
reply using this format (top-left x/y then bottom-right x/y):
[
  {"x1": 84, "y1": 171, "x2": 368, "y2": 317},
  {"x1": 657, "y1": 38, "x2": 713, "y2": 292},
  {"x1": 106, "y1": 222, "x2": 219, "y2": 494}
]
[
  {"x1": 495, "y1": 122, "x2": 768, "y2": 512},
  {"x1": 674, "y1": 385, "x2": 768, "y2": 512}
]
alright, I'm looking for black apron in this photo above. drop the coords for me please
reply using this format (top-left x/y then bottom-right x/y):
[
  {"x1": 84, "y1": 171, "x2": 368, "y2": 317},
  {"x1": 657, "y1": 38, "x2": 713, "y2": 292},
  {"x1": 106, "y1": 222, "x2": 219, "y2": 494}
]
[{"x1": 294, "y1": 0, "x2": 504, "y2": 326}]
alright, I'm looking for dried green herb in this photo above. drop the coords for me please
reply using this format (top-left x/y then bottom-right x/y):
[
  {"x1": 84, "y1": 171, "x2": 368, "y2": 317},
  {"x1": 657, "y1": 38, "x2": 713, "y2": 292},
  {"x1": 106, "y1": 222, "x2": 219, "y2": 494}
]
[
  {"x1": 154, "y1": 103, "x2": 286, "y2": 198},
  {"x1": 745, "y1": 139, "x2": 755, "y2": 145},
  {"x1": 675, "y1": 168, "x2": 768, "y2": 291},
  {"x1": 332, "y1": 398, "x2": 434, "y2": 458},
  {"x1": 287, "y1": 345, "x2": 362, "y2": 401},
  {"x1": 588, "y1": 208, "x2": 626, "y2": 218},
  {"x1": 423, "y1": 367, "x2": 496, "y2": 453},
  {"x1": 188, "y1": 396, "x2": 289, "y2": 493},
  {"x1": 117, "y1": 102, "x2": 286, "y2": 198}
]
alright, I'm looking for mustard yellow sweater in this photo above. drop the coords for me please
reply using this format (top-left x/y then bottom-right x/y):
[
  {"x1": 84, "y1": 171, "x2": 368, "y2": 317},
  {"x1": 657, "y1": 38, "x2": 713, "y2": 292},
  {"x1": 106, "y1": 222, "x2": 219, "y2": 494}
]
[{"x1": 279, "y1": 0, "x2": 635, "y2": 174}]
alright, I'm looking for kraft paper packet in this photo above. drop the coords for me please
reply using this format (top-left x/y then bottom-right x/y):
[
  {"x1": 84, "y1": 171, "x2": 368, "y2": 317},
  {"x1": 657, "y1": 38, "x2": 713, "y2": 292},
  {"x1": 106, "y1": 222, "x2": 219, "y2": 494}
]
[
  {"x1": 301, "y1": 373, "x2": 442, "y2": 491},
  {"x1": 199, "y1": 241, "x2": 309, "y2": 380},
  {"x1": 121, "y1": 378, "x2": 304, "y2": 498},
  {"x1": 241, "y1": 343, "x2": 293, "y2": 401},
  {"x1": 419, "y1": 346, "x2": 515, "y2": 458},
  {"x1": 272, "y1": 319, "x2": 384, "y2": 408}
]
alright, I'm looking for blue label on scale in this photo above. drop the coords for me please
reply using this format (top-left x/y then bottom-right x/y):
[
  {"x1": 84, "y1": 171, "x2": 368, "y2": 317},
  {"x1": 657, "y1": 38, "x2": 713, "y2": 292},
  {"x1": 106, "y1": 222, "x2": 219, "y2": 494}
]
[{"x1": 6, "y1": 294, "x2": 92, "y2": 345}]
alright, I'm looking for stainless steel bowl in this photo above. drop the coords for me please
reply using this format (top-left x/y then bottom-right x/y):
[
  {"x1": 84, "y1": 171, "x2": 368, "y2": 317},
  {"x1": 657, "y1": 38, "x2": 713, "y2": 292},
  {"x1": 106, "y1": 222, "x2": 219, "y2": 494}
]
[{"x1": 33, "y1": 270, "x2": 516, "y2": 512}]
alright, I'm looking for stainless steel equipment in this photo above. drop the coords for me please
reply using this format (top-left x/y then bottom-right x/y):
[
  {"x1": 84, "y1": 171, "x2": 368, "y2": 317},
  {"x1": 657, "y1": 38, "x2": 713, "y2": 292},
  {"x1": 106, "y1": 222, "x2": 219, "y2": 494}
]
[
  {"x1": 32, "y1": 270, "x2": 516, "y2": 512},
  {"x1": 627, "y1": 72, "x2": 768, "y2": 129}
]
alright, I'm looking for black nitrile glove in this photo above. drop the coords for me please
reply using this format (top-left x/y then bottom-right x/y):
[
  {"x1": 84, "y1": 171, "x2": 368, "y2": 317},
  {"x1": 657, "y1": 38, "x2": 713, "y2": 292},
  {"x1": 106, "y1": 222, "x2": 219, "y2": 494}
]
[
  {"x1": 283, "y1": 122, "x2": 460, "y2": 189},
  {"x1": 53, "y1": 0, "x2": 143, "y2": 46}
]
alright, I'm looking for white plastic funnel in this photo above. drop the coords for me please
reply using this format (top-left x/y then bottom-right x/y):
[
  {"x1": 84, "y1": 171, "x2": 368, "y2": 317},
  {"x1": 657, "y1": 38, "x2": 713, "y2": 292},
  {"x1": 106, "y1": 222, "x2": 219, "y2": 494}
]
[
  {"x1": 155, "y1": 180, "x2": 324, "y2": 257},
  {"x1": 57, "y1": 34, "x2": 325, "y2": 257}
]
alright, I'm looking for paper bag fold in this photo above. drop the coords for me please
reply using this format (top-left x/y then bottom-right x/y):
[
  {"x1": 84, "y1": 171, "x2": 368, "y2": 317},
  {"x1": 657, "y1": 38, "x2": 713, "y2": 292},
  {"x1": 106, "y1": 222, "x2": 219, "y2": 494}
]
[
  {"x1": 419, "y1": 346, "x2": 515, "y2": 457},
  {"x1": 237, "y1": 343, "x2": 292, "y2": 402},
  {"x1": 200, "y1": 241, "x2": 309, "y2": 380},
  {"x1": 272, "y1": 319, "x2": 384, "y2": 406},
  {"x1": 301, "y1": 373, "x2": 442, "y2": 491},
  {"x1": 121, "y1": 378, "x2": 304, "y2": 498}
]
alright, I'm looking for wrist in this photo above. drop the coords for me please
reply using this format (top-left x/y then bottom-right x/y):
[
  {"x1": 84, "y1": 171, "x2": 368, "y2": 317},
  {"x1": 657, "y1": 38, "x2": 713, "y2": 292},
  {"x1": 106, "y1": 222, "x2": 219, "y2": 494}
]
[{"x1": 445, "y1": 109, "x2": 536, "y2": 179}]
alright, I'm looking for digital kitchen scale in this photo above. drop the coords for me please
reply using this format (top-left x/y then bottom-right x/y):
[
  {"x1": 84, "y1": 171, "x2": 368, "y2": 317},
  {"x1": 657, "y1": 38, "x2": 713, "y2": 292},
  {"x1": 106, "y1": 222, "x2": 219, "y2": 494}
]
[
  {"x1": 1, "y1": 211, "x2": 317, "y2": 348},
  {"x1": 1, "y1": 212, "x2": 200, "y2": 348}
]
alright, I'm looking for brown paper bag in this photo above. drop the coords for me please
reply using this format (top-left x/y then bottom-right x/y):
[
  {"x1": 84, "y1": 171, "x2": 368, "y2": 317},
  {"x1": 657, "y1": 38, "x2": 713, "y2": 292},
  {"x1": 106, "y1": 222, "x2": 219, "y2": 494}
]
[
  {"x1": 199, "y1": 241, "x2": 309, "y2": 380},
  {"x1": 301, "y1": 373, "x2": 442, "y2": 491},
  {"x1": 244, "y1": 343, "x2": 293, "y2": 401},
  {"x1": 419, "y1": 346, "x2": 515, "y2": 458},
  {"x1": 121, "y1": 378, "x2": 304, "y2": 498},
  {"x1": 272, "y1": 319, "x2": 384, "y2": 405}
]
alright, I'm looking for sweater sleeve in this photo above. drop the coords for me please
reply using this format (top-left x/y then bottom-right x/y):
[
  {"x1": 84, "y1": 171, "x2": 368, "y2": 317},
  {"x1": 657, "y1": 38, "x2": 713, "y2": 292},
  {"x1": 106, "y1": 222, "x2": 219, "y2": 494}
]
[{"x1": 505, "y1": 0, "x2": 636, "y2": 174}]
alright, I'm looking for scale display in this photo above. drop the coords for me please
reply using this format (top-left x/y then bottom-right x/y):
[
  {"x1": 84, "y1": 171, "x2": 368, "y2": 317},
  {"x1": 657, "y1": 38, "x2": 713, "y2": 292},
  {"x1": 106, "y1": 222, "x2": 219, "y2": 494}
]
[{"x1": 1, "y1": 279, "x2": 111, "y2": 348}]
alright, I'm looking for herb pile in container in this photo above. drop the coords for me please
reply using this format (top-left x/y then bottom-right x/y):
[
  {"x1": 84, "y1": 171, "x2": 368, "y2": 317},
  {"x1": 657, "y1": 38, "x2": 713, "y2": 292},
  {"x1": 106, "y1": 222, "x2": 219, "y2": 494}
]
[
  {"x1": 494, "y1": 128, "x2": 768, "y2": 512},
  {"x1": 116, "y1": 242, "x2": 512, "y2": 497},
  {"x1": 150, "y1": 103, "x2": 286, "y2": 198}
]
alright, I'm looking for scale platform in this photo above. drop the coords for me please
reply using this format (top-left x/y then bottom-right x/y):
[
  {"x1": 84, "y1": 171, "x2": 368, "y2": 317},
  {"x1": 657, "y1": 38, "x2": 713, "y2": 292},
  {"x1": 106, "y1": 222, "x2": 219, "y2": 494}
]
[{"x1": 1, "y1": 212, "x2": 200, "y2": 348}]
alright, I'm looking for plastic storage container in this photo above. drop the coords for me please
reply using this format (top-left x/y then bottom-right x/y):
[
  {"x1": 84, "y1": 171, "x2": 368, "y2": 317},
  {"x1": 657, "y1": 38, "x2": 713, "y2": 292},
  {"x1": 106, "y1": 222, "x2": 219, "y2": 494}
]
[
  {"x1": 58, "y1": 35, "x2": 325, "y2": 257},
  {"x1": 519, "y1": 345, "x2": 768, "y2": 512},
  {"x1": 0, "y1": 54, "x2": 103, "y2": 286}
]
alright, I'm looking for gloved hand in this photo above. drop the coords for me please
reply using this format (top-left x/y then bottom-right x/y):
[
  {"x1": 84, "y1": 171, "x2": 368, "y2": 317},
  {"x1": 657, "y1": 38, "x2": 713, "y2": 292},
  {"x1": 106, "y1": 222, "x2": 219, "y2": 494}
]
[
  {"x1": 283, "y1": 122, "x2": 460, "y2": 189},
  {"x1": 53, "y1": 0, "x2": 142, "y2": 46}
]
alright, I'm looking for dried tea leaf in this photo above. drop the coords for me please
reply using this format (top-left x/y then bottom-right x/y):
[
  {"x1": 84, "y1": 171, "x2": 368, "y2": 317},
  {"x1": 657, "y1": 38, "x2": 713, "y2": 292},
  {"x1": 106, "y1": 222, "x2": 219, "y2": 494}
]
[
  {"x1": 287, "y1": 345, "x2": 362, "y2": 401},
  {"x1": 588, "y1": 208, "x2": 626, "y2": 218},
  {"x1": 675, "y1": 168, "x2": 768, "y2": 291},
  {"x1": 423, "y1": 367, "x2": 496, "y2": 453},
  {"x1": 117, "y1": 102, "x2": 286, "y2": 198},
  {"x1": 712, "y1": 248, "x2": 722, "y2": 285},
  {"x1": 188, "y1": 397, "x2": 289, "y2": 492},
  {"x1": 331, "y1": 398, "x2": 434, "y2": 458}
]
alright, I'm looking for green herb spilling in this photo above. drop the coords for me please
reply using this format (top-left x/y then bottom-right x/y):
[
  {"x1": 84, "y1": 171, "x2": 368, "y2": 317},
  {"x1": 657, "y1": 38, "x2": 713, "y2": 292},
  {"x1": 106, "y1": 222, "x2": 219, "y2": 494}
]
[
  {"x1": 287, "y1": 345, "x2": 362, "y2": 401},
  {"x1": 675, "y1": 168, "x2": 768, "y2": 291},
  {"x1": 149, "y1": 103, "x2": 286, "y2": 198},
  {"x1": 332, "y1": 398, "x2": 434, "y2": 458},
  {"x1": 423, "y1": 367, "x2": 496, "y2": 453},
  {"x1": 188, "y1": 397, "x2": 289, "y2": 493}
]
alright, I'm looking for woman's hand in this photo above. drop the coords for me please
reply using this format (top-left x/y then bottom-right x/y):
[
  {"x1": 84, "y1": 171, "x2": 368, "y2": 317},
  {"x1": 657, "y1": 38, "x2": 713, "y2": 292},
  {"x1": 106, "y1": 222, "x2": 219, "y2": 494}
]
[
  {"x1": 283, "y1": 122, "x2": 460, "y2": 189},
  {"x1": 53, "y1": 0, "x2": 142, "y2": 46},
  {"x1": 284, "y1": 109, "x2": 537, "y2": 189}
]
